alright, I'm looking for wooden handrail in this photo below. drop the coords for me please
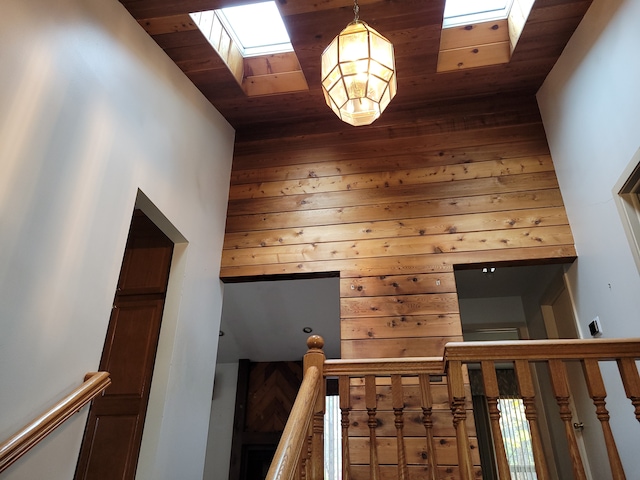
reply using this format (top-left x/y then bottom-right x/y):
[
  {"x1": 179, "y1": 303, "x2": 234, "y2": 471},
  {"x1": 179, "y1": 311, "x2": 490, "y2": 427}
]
[
  {"x1": 324, "y1": 357, "x2": 444, "y2": 376},
  {"x1": 266, "y1": 337, "x2": 640, "y2": 480},
  {"x1": 443, "y1": 338, "x2": 640, "y2": 480},
  {"x1": 444, "y1": 338, "x2": 640, "y2": 362},
  {"x1": 0, "y1": 371, "x2": 111, "y2": 474},
  {"x1": 266, "y1": 366, "x2": 321, "y2": 480}
]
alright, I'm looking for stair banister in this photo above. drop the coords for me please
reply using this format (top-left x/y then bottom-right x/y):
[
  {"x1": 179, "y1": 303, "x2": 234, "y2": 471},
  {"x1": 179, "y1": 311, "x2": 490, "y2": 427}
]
[
  {"x1": 0, "y1": 371, "x2": 111, "y2": 474},
  {"x1": 266, "y1": 336, "x2": 325, "y2": 480}
]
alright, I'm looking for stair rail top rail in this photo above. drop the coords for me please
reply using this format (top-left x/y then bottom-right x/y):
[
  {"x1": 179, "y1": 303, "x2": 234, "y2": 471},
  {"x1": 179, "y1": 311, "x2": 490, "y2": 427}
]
[
  {"x1": 324, "y1": 357, "x2": 445, "y2": 376},
  {"x1": 443, "y1": 338, "x2": 640, "y2": 362},
  {"x1": 0, "y1": 371, "x2": 111, "y2": 474},
  {"x1": 266, "y1": 365, "x2": 321, "y2": 480}
]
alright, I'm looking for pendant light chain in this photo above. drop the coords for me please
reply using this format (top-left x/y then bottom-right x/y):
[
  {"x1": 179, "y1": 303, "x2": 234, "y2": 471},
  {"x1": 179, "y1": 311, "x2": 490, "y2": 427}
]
[{"x1": 353, "y1": 0, "x2": 360, "y2": 23}]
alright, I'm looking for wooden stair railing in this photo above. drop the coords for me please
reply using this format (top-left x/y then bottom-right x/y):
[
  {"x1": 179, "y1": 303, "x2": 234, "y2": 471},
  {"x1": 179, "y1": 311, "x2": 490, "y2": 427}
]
[
  {"x1": 323, "y1": 355, "x2": 450, "y2": 479},
  {"x1": 269, "y1": 337, "x2": 640, "y2": 480},
  {"x1": 266, "y1": 336, "x2": 325, "y2": 480},
  {"x1": 0, "y1": 371, "x2": 111, "y2": 474},
  {"x1": 445, "y1": 338, "x2": 640, "y2": 480}
]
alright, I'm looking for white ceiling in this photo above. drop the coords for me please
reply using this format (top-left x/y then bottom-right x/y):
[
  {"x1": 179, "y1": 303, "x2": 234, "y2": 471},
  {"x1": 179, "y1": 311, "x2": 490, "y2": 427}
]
[
  {"x1": 217, "y1": 276, "x2": 341, "y2": 363},
  {"x1": 216, "y1": 264, "x2": 567, "y2": 364}
]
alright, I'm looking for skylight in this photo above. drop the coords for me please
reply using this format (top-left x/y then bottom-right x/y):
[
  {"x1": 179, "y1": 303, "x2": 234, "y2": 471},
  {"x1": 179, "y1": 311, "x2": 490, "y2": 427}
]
[
  {"x1": 194, "y1": 1, "x2": 293, "y2": 57},
  {"x1": 443, "y1": 0, "x2": 515, "y2": 28}
]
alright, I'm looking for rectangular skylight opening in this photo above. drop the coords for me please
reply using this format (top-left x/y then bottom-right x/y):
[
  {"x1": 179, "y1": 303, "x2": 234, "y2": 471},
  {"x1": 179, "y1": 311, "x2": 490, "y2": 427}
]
[
  {"x1": 443, "y1": 0, "x2": 515, "y2": 28},
  {"x1": 191, "y1": 1, "x2": 293, "y2": 58}
]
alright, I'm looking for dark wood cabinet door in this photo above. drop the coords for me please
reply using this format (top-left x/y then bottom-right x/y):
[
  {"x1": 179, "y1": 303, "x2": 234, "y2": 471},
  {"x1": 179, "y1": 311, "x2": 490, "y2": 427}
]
[{"x1": 75, "y1": 211, "x2": 173, "y2": 480}]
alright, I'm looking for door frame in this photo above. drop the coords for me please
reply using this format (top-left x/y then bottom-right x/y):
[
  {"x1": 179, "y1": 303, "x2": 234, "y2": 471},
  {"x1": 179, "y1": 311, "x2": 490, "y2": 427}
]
[{"x1": 539, "y1": 272, "x2": 595, "y2": 480}]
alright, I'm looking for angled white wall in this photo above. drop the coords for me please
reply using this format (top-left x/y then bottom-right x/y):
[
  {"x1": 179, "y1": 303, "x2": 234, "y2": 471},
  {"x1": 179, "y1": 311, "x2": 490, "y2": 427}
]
[
  {"x1": 537, "y1": 0, "x2": 640, "y2": 475},
  {"x1": 0, "y1": 0, "x2": 234, "y2": 478}
]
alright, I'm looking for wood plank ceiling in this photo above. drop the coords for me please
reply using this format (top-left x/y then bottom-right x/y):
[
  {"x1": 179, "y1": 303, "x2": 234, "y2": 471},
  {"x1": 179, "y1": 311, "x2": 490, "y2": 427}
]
[{"x1": 118, "y1": 0, "x2": 593, "y2": 139}]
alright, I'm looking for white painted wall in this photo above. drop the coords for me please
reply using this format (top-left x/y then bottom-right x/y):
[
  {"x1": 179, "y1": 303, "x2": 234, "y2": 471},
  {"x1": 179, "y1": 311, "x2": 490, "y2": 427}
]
[
  {"x1": 458, "y1": 296, "x2": 527, "y2": 328},
  {"x1": 203, "y1": 363, "x2": 240, "y2": 480},
  {"x1": 537, "y1": 0, "x2": 640, "y2": 474},
  {"x1": 0, "y1": 0, "x2": 234, "y2": 479}
]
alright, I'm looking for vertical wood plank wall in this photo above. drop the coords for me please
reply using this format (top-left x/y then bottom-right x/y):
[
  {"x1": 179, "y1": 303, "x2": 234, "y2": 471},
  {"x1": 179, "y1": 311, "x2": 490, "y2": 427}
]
[{"x1": 221, "y1": 95, "x2": 575, "y2": 360}]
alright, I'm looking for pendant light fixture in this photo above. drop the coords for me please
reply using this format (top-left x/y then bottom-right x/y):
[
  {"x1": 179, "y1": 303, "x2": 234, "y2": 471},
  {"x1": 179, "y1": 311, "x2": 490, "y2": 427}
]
[{"x1": 321, "y1": 0, "x2": 397, "y2": 126}]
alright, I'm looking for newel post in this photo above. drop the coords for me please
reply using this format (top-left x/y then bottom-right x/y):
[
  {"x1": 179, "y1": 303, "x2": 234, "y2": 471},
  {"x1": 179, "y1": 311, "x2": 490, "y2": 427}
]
[{"x1": 304, "y1": 335, "x2": 325, "y2": 480}]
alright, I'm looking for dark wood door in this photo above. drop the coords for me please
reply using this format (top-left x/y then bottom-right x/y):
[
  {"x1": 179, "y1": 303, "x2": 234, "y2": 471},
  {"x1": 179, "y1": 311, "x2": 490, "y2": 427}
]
[{"x1": 75, "y1": 211, "x2": 173, "y2": 480}]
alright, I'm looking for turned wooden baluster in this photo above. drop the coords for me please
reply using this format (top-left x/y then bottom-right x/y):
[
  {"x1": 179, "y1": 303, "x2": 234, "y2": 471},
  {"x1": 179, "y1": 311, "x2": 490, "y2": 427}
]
[
  {"x1": 418, "y1": 374, "x2": 438, "y2": 480},
  {"x1": 548, "y1": 359, "x2": 587, "y2": 480},
  {"x1": 300, "y1": 429, "x2": 312, "y2": 480},
  {"x1": 365, "y1": 375, "x2": 381, "y2": 480},
  {"x1": 304, "y1": 335, "x2": 325, "y2": 480},
  {"x1": 617, "y1": 357, "x2": 640, "y2": 422},
  {"x1": 480, "y1": 361, "x2": 511, "y2": 479},
  {"x1": 391, "y1": 375, "x2": 409, "y2": 480},
  {"x1": 514, "y1": 359, "x2": 550, "y2": 480},
  {"x1": 339, "y1": 375, "x2": 351, "y2": 480},
  {"x1": 447, "y1": 360, "x2": 474, "y2": 480},
  {"x1": 582, "y1": 359, "x2": 626, "y2": 479}
]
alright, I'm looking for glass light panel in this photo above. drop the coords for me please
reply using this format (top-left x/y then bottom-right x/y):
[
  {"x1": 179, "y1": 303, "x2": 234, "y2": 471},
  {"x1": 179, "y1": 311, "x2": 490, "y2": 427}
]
[
  {"x1": 368, "y1": 60, "x2": 393, "y2": 82},
  {"x1": 329, "y1": 80, "x2": 349, "y2": 108},
  {"x1": 338, "y1": 26, "x2": 370, "y2": 62},
  {"x1": 323, "y1": 66, "x2": 342, "y2": 91},
  {"x1": 322, "y1": 40, "x2": 339, "y2": 79},
  {"x1": 369, "y1": 32, "x2": 394, "y2": 69},
  {"x1": 339, "y1": 59, "x2": 369, "y2": 77},
  {"x1": 367, "y1": 75, "x2": 387, "y2": 102}
]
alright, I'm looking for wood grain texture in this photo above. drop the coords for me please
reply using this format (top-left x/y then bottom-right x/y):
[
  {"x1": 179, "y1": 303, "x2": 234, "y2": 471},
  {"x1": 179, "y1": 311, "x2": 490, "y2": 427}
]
[{"x1": 221, "y1": 96, "x2": 575, "y2": 362}]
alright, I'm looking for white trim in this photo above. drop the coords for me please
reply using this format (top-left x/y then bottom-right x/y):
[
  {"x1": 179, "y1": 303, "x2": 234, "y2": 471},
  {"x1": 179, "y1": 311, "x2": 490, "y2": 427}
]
[{"x1": 613, "y1": 147, "x2": 640, "y2": 274}]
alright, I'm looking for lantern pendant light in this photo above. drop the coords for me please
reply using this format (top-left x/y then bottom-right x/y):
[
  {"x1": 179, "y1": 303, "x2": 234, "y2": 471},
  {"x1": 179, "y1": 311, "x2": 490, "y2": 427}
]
[{"x1": 321, "y1": 0, "x2": 397, "y2": 126}]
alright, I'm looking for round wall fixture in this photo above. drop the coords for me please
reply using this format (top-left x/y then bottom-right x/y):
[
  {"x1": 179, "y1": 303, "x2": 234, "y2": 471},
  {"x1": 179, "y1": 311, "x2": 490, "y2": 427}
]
[{"x1": 302, "y1": 327, "x2": 313, "y2": 334}]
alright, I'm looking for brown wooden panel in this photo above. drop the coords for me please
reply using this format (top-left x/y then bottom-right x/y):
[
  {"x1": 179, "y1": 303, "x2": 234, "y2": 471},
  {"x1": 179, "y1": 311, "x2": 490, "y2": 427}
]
[
  {"x1": 225, "y1": 190, "x2": 566, "y2": 232},
  {"x1": 222, "y1": 225, "x2": 573, "y2": 268},
  {"x1": 341, "y1": 294, "x2": 460, "y2": 318},
  {"x1": 227, "y1": 172, "x2": 560, "y2": 216},
  {"x1": 229, "y1": 139, "x2": 551, "y2": 184},
  {"x1": 79, "y1": 415, "x2": 139, "y2": 479},
  {"x1": 346, "y1": 409, "x2": 475, "y2": 437},
  {"x1": 341, "y1": 336, "x2": 462, "y2": 359},
  {"x1": 440, "y1": 20, "x2": 509, "y2": 50},
  {"x1": 228, "y1": 156, "x2": 554, "y2": 200},
  {"x1": 220, "y1": 245, "x2": 577, "y2": 279},
  {"x1": 341, "y1": 273, "x2": 457, "y2": 297},
  {"x1": 244, "y1": 362, "x2": 302, "y2": 433},
  {"x1": 349, "y1": 384, "x2": 472, "y2": 411},
  {"x1": 224, "y1": 207, "x2": 568, "y2": 249},
  {"x1": 348, "y1": 436, "x2": 480, "y2": 466},
  {"x1": 341, "y1": 314, "x2": 463, "y2": 340},
  {"x1": 102, "y1": 298, "x2": 165, "y2": 396},
  {"x1": 117, "y1": 212, "x2": 173, "y2": 295},
  {"x1": 76, "y1": 211, "x2": 173, "y2": 480},
  {"x1": 350, "y1": 465, "x2": 483, "y2": 480}
]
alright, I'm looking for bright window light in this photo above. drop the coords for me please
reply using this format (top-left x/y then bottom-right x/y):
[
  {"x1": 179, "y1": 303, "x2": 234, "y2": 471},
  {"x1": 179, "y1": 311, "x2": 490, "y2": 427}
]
[
  {"x1": 443, "y1": 0, "x2": 515, "y2": 28},
  {"x1": 218, "y1": 1, "x2": 293, "y2": 57}
]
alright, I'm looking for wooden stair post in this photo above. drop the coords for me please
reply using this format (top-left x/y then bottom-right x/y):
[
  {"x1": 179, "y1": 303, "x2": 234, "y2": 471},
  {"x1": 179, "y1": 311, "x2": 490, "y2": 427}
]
[
  {"x1": 446, "y1": 360, "x2": 474, "y2": 480},
  {"x1": 304, "y1": 335, "x2": 326, "y2": 480}
]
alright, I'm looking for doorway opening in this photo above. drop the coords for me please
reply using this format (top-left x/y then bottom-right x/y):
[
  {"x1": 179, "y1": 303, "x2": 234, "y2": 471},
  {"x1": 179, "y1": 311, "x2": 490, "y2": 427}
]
[
  {"x1": 75, "y1": 209, "x2": 174, "y2": 480},
  {"x1": 206, "y1": 273, "x2": 341, "y2": 480},
  {"x1": 454, "y1": 262, "x2": 580, "y2": 480}
]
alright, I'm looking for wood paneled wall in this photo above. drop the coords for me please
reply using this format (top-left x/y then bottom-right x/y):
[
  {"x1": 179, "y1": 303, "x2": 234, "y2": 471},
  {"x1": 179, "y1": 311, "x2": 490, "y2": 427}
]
[{"x1": 221, "y1": 94, "x2": 575, "y2": 359}]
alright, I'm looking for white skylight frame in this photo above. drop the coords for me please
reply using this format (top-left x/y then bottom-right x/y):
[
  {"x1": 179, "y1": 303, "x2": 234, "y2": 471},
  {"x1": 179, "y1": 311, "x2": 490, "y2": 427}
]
[
  {"x1": 443, "y1": 0, "x2": 515, "y2": 28},
  {"x1": 193, "y1": 1, "x2": 293, "y2": 58}
]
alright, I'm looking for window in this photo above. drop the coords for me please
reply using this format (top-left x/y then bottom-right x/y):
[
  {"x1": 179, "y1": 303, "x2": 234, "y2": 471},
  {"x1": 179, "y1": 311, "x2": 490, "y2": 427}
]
[
  {"x1": 498, "y1": 397, "x2": 537, "y2": 479},
  {"x1": 443, "y1": 0, "x2": 515, "y2": 28},
  {"x1": 190, "y1": 1, "x2": 292, "y2": 57},
  {"x1": 324, "y1": 394, "x2": 342, "y2": 480}
]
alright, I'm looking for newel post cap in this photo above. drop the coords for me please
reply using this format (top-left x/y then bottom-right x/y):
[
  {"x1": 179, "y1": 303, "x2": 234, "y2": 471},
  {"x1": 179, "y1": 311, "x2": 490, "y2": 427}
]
[{"x1": 306, "y1": 335, "x2": 324, "y2": 351}]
